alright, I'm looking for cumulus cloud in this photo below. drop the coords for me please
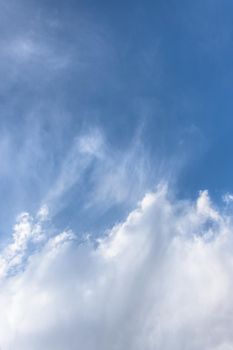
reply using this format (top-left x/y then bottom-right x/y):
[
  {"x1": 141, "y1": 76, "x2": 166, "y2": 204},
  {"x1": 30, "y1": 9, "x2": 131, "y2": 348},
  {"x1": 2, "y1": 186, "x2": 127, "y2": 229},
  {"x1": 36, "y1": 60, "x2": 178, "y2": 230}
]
[{"x1": 0, "y1": 186, "x2": 233, "y2": 349}]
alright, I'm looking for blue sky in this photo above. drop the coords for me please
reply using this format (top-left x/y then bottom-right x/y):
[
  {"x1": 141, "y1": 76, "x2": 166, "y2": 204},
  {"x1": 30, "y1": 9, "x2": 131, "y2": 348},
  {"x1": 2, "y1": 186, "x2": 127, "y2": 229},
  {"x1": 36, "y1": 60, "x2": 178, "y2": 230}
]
[
  {"x1": 1, "y1": 0, "x2": 233, "y2": 236},
  {"x1": 1, "y1": 1, "x2": 233, "y2": 349}
]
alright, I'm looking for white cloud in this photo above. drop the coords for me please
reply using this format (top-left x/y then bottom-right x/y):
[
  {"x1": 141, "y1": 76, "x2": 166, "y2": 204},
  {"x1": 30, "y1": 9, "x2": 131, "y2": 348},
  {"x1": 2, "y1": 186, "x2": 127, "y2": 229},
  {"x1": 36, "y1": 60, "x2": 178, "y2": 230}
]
[
  {"x1": 44, "y1": 129, "x2": 105, "y2": 213},
  {"x1": 0, "y1": 34, "x2": 71, "y2": 76},
  {"x1": 42, "y1": 127, "x2": 152, "y2": 219},
  {"x1": 223, "y1": 193, "x2": 233, "y2": 204},
  {"x1": 84, "y1": 130, "x2": 152, "y2": 210},
  {"x1": 0, "y1": 186, "x2": 233, "y2": 349},
  {"x1": 37, "y1": 205, "x2": 49, "y2": 222},
  {"x1": 0, "y1": 209, "x2": 47, "y2": 279}
]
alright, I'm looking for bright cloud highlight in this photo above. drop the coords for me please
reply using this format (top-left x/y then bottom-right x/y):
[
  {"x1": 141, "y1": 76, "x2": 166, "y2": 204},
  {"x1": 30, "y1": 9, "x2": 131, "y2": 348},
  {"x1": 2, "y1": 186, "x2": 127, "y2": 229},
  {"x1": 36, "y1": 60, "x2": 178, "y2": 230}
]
[{"x1": 0, "y1": 186, "x2": 233, "y2": 349}]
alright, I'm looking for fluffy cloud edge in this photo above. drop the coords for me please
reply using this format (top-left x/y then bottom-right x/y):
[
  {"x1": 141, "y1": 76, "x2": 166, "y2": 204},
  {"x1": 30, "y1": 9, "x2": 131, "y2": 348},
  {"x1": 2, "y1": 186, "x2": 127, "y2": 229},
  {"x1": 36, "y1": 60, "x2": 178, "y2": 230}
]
[{"x1": 0, "y1": 186, "x2": 233, "y2": 349}]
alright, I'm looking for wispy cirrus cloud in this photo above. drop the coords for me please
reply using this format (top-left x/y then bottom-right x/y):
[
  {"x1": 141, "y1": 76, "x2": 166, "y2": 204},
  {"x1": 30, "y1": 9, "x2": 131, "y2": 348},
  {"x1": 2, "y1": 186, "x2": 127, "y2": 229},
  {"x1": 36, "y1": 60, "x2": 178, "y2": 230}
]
[
  {"x1": 0, "y1": 110, "x2": 156, "y2": 238},
  {"x1": 42, "y1": 126, "x2": 154, "y2": 220},
  {"x1": 3, "y1": 35, "x2": 71, "y2": 70}
]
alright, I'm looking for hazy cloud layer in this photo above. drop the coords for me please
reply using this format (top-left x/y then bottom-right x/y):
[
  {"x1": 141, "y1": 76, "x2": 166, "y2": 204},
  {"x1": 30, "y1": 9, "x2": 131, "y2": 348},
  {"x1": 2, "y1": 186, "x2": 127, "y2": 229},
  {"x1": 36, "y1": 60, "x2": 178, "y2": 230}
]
[{"x1": 0, "y1": 186, "x2": 233, "y2": 349}]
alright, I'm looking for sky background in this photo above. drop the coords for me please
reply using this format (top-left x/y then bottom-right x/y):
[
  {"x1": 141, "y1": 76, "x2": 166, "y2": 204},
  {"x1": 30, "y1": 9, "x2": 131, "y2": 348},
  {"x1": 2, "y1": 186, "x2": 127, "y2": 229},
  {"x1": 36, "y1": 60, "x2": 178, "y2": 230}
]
[
  {"x1": 1, "y1": 0, "x2": 233, "y2": 235},
  {"x1": 1, "y1": 1, "x2": 233, "y2": 349},
  {"x1": 1, "y1": 0, "x2": 233, "y2": 234}
]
